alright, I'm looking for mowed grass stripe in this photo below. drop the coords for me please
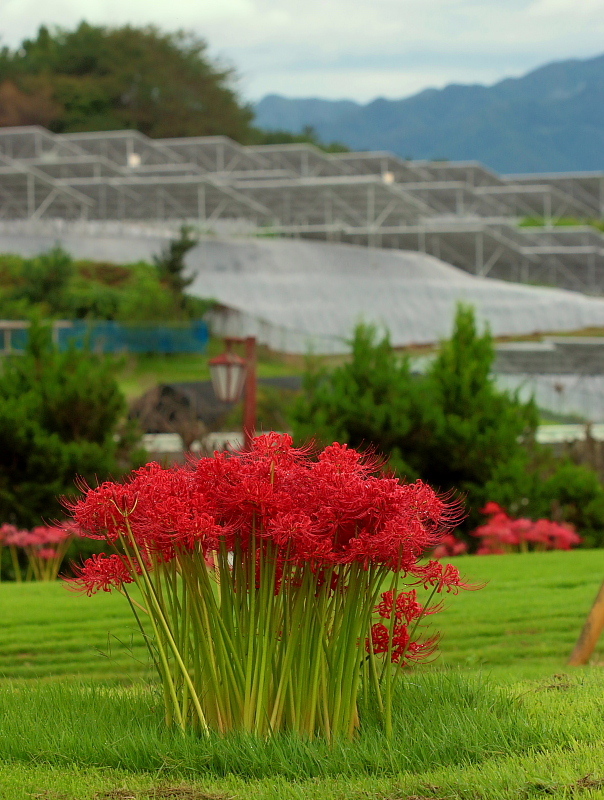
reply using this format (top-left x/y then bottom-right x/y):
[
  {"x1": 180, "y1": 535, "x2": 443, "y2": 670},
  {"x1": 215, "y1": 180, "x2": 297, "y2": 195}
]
[
  {"x1": 434, "y1": 550, "x2": 604, "y2": 670},
  {"x1": 1, "y1": 549, "x2": 603, "y2": 680},
  {"x1": 0, "y1": 582, "x2": 149, "y2": 679}
]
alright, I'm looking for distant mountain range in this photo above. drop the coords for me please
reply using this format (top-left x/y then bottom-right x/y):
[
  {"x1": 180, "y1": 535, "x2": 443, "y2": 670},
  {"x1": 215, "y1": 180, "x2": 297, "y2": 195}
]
[{"x1": 254, "y1": 54, "x2": 604, "y2": 174}]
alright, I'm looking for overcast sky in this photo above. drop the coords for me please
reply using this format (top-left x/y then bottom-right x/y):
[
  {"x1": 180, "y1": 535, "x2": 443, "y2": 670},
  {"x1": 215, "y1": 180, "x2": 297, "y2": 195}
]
[{"x1": 1, "y1": 0, "x2": 604, "y2": 103}]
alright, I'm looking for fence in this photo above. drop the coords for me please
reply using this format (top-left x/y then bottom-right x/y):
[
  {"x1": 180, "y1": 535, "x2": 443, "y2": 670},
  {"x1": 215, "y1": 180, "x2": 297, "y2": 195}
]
[{"x1": 0, "y1": 319, "x2": 210, "y2": 355}]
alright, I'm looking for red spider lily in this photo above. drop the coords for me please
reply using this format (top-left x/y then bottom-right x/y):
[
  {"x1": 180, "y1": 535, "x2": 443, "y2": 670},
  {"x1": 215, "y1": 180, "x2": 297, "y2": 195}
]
[
  {"x1": 31, "y1": 526, "x2": 71, "y2": 545},
  {"x1": 1, "y1": 522, "x2": 81, "y2": 581},
  {"x1": 366, "y1": 622, "x2": 439, "y2": 665},
  {"x1": 38, "y1": 547, "x2": 57, "y2": 560},
  {"x1": 4, "y1": 528, "x2": 37, "y2": 547},
  {"x1": 410, "y1": 560, "x2": 472, "y2": 594},
  {"x1": 70, "y1": 553, "x2": 136, "y2": 596},
  {"x1": 71, "y1": 438, "x2": 462, "y2": 573},
  {"x1": 376, "y1": 589, "x2": 425, "y2": 623},
  {"x1": 66, "y1": 434, "x2": 473, "y2": 740},
  {"x1": 0, "y1": 524, "x2": 19, "y2": 543},
  {"x1": 473, "y1": 504, "x2": 581, "y2": 554},
  {"x1": 432, "y1": 534, "x2": 468, "y2": 559},
  {"x1": 481, "y1": 501, "x2": 505, "y2": 515}
]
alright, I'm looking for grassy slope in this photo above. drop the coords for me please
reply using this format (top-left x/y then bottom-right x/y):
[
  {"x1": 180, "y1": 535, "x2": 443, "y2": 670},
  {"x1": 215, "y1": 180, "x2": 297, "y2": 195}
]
[
  {"x1": 435, "y1": 549, "x2": 604, "y2": 680},
  {"x1": 3, "y1": 550, "x2": 604, "y2": 799}
]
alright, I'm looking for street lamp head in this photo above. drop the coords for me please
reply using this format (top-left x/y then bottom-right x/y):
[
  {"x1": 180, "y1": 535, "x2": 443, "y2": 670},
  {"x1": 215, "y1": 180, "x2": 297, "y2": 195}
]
[
  {"x1": 209, "y1": 336, "x2": 256, "y2": 449},
  {"x1": 209, "y1": 348, "x2": 247, "y2": 403}
]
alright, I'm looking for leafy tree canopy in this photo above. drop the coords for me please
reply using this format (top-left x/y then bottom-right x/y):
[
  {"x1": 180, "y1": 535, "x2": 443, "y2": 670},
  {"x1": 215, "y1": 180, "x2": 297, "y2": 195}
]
[
  {"x1": 0, "y1": 244, "x2": 211, "y2": 322},
  {"x1": 0, "y1": 22, "x2": 255, "y2": 139}
]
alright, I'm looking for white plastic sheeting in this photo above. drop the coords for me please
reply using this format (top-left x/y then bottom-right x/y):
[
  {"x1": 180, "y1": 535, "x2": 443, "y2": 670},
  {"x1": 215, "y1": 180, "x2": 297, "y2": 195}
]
[
  {"x1": 188, "y1": 238, "x2": 604, "y2": 353},
  {"x1": 536, "y1": 424, "x2": 604, "y2": 443},
  {"x1": 497, "y1": 374, "x2": 604, "y2": 423},
  {"x1": 0, "y1": 219, "x2": 250, "y2": 262}
]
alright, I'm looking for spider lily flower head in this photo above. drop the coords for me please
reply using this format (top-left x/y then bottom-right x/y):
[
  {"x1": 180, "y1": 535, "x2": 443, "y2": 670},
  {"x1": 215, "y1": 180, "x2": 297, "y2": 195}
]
[
  {"x1": 432, "y1": 533, "x2": 468, "y2": 559},
  {"x1": 70, "y1": 435, "x2": 462, "y2": 574},
  {"x1": 69, "y1": 553, "x2": 135, "y2": 596},
  {"x1": 3, "y1": 528, "x2": 37, "y2": 547},
  {"x1": 31, "y1": 526, "x2": 71, "y2": 546},
  {"x1": 0, "y1": 523, "x2": 19, "y2": 544}
]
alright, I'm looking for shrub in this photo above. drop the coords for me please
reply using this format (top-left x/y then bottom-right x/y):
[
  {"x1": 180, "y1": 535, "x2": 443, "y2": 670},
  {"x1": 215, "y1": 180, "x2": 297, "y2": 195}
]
[
  {"x1": 0, "y1": 321, "x2": 142, "y2": 530},
  {"x1": 10, "y1": 246, "x2": 74, "y2": 309},
  {"x1": 291, "y1": 322, "x2": 427, "y2": 477},
  {"x1": 292, "y1": 306, "x2": 538, "y2": 529},
  {"x1": 535, "y1": 462, "x2": 604, "y2": 548},
  {"x1": 0, "y1": 246, "x2": 212, "y2": 322}
]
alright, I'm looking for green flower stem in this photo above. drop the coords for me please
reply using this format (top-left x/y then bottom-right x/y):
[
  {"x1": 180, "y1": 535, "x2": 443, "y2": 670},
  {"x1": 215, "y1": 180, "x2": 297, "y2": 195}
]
[
  {"x1": 96, "y1": 505, "x2": 441, "y2": 740},
  {"x1": 182, "y1": 553, "x2": 240, "y2": 729},
  {"x1": 268, "y1": 568, "x2": 311, "y2": 732},
  {"x1": 305, "y1": 578, "x2": 330, "y2": 737},
  {"x1": 119, "y1": 540, "x2": 184, "y2": 731},
  {"x1": 128, "y1": 532, "x2": 208, "y2": 735},
  {"x1": 383, "y1": 567, "x2": 401, "y2": 739}
]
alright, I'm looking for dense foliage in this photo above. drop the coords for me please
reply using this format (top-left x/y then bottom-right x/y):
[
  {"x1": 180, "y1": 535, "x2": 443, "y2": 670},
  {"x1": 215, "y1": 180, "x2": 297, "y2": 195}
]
[
  {"x1": 0, "y1": 243, "x2": 210, "y2": 322},
  {"x1": 291, "y1": 305, "x2": 604, "y2": 542},
  {"x1": 0, "y1": 23, "x2": 255, "y2": 139},
  {"x1": 0, "y1": 322, "x2": 142, "y2": 528}
]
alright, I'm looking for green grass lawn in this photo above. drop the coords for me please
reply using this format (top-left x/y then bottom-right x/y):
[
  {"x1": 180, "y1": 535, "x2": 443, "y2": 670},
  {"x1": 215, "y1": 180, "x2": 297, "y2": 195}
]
[
  {"x1": 433, "y1": 549, "x2": 604, "y2": 681},
  {"x1": 3, "y1": 550, "x2": 604, "y2": 799}
]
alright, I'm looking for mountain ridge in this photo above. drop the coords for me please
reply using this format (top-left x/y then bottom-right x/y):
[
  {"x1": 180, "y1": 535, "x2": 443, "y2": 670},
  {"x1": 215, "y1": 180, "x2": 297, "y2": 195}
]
[{"x1": 254, "y1": 53, "x2": 604, "y2": 173}]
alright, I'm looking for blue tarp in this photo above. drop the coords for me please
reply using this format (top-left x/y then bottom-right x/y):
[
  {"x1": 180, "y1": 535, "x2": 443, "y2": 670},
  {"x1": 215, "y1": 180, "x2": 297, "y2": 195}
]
[
  {"x1": 6, "y1": 320, "x2": 210, "y2": 354},
  {"x1": 58, "y1": 320, "x2": 210, "y2": 353}
]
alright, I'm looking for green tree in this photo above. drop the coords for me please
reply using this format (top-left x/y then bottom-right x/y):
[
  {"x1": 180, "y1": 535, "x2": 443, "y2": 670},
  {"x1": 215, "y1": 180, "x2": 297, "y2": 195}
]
[
  {"x1": 415, "y1": 304, "x2": 539, "y2": 524},
  {"x1": 153, "y1": 225, "x2": 197, "y2": 312},
  {"x1": 291, "y1": 305, "x2": 604, "y2": 540},
  {"x1": 291, "y1": 323, "x2": 425, "y2": 476},
  {"x1": 0, "y1": 321, "x2": 140, "y2": 527},
  {"x1": 0, "y1": 23, "x2": 254, "y2": 139},
  {"x1": 292, "y1": 310, "x2": 539, "y2": 523}
]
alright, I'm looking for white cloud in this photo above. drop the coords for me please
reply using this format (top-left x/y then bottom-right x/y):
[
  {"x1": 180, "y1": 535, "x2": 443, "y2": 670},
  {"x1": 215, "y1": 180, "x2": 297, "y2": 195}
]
[{"x1": 0, "y1": 0, "x2": 603, "y2": 101}]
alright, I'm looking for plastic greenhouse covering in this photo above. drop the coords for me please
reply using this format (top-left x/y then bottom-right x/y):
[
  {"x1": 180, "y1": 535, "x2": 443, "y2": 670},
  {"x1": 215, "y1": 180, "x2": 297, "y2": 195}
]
[{"x1": 187, "y1": 238, "x2": 604, "y2": 354}]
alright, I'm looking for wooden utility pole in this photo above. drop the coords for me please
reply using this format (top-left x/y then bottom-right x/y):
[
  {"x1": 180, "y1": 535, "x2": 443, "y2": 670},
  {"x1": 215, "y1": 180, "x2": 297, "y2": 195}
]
[{"x1": 568, "y1": 580, "x2": 604, "y2": 665}]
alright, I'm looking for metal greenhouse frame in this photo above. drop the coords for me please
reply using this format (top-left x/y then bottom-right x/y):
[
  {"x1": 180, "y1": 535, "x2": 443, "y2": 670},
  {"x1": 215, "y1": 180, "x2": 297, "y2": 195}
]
[{"x1": 0, "y1": 124, "x2": 603, "y2": 291}]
